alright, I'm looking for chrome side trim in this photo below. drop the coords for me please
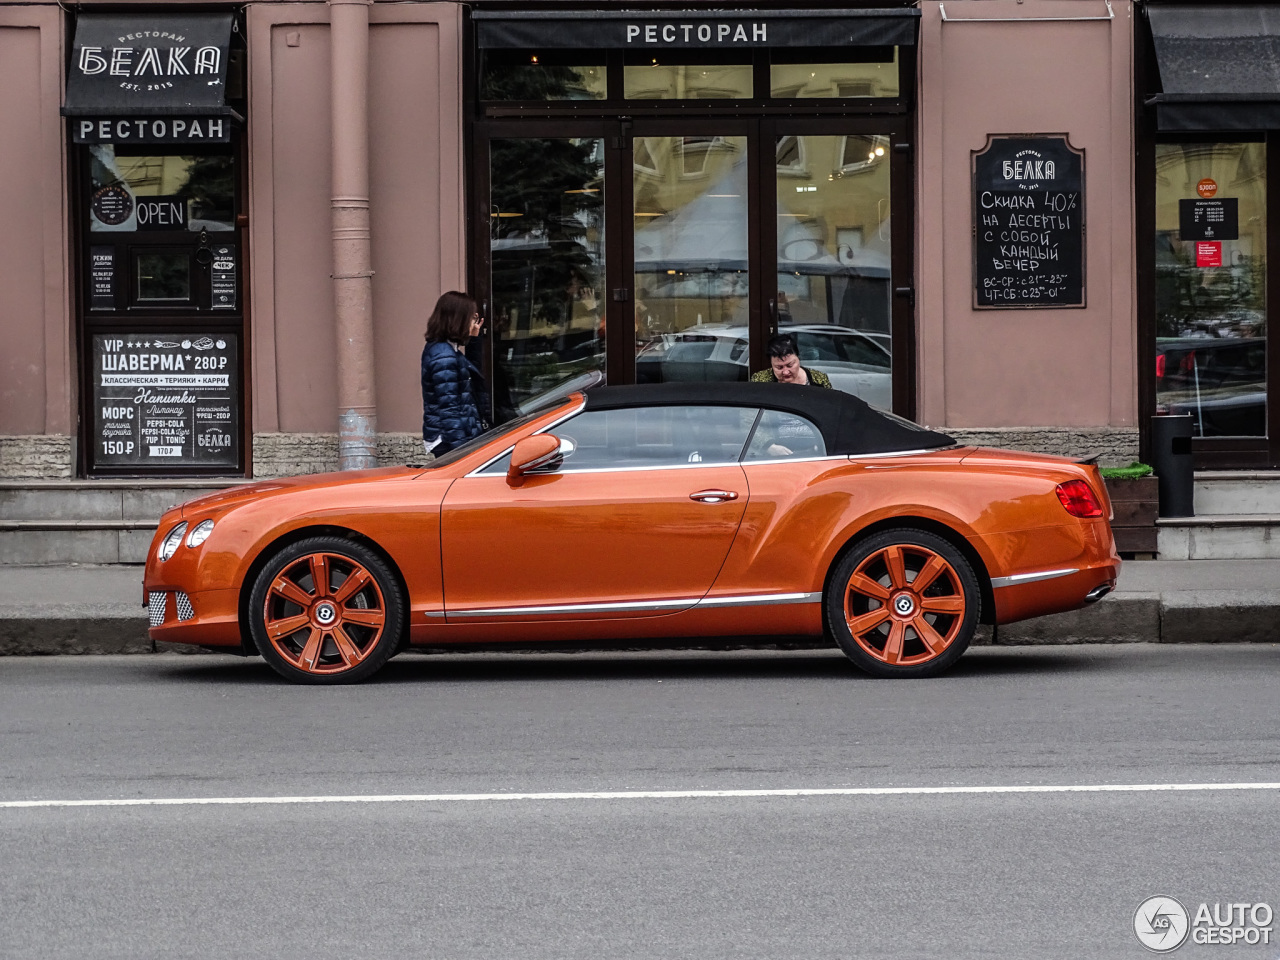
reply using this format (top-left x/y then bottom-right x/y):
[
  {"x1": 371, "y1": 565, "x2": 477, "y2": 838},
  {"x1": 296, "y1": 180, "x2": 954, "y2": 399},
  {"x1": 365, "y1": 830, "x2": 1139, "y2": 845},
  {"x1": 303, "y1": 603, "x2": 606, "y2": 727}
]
[
  {"x1": 695, "y1": 592, "x2": 822, "y2": 608},
  {"x1": 441, "y1": 591, "x2": 823, "y2": 619},
  {"x1": 853, "y1": 447, "x2": 950, "y2": 460},
  {"x1": 741, "y1": 455, "x2": 850, "y2": 466},
  {"x1": 990, "y1": 568, "x2": 1080, "y2": 589},
  {"x1": 534, "y1": 460, "x2": 744, "y2": 475},
  {"x1": 466, "y1": 401, "x2": 586, "y2": 477},
  {"x1": 447, "y1": 598, "x2": 697, "y2": 618}
]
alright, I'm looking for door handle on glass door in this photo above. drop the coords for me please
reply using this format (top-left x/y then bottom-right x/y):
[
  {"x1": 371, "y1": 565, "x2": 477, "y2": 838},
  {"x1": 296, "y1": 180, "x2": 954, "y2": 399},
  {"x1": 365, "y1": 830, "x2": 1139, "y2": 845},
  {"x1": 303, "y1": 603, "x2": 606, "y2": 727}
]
[{"x1": 690, "y1": 490, "x2": 739, "y2": 503}]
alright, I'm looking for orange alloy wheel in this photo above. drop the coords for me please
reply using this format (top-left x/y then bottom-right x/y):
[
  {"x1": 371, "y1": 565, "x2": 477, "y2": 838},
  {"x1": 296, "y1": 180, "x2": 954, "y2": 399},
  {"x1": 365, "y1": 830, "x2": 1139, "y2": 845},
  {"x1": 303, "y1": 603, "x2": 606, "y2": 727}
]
[
  {"x1": 249, "y1": 536, "x2": 404, "y2": 683},
  {"x1": 827, "y1": 529, "x2": 979, "y2": 677}
]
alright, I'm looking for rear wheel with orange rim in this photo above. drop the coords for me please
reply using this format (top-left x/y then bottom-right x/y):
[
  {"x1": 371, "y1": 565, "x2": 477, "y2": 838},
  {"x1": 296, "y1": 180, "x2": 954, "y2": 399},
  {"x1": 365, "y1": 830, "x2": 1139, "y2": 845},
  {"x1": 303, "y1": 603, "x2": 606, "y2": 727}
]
[
  {"x1": 249, "y1": 536, "x2": 405, "y2": 684},
  {"x1": 826, "y1": 529, "x2": 980, "y2": 678}
]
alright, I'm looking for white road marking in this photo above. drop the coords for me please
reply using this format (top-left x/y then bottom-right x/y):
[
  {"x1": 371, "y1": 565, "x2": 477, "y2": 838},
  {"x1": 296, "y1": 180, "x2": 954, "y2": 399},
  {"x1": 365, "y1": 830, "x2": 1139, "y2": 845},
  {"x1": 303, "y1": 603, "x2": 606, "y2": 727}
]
[{"x1": 3, "y1": 782, "x2": 1280, "y2": 810}]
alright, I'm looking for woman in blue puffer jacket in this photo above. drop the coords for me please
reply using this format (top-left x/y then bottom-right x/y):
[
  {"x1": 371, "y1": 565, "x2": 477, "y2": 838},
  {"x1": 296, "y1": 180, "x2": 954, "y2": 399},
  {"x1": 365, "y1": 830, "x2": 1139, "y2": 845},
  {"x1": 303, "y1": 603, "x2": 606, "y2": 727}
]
[{"x1": 421, "y1": 291, "x2": 489, "y2": 456}]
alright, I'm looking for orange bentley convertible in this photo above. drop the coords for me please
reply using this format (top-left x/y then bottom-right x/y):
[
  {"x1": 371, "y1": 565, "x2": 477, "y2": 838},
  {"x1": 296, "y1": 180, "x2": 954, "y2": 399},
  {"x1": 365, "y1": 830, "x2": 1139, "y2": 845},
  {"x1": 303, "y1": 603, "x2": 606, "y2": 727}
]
[{"x1": 144, "y1": 383, "x2": 1119, "y2": 683}]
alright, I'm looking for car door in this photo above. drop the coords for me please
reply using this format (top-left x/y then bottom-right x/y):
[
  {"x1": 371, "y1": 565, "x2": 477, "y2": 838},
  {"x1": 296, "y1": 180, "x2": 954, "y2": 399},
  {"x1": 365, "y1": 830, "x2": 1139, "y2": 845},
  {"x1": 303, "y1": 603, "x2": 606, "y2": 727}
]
[{"x1": 439, "y1": 404, "x2": 757, "y2": 621}]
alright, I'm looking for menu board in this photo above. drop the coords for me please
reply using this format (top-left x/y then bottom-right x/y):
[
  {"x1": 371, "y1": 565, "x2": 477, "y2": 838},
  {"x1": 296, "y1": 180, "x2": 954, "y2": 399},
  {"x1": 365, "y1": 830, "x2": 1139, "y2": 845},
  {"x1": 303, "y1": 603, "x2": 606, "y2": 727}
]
[
  {"x1": 973, "y1": 135, "x2": 1085, "y2": 309},
  {"x1": 92, "y1": 333, "x2": 239, "y2": 469}
]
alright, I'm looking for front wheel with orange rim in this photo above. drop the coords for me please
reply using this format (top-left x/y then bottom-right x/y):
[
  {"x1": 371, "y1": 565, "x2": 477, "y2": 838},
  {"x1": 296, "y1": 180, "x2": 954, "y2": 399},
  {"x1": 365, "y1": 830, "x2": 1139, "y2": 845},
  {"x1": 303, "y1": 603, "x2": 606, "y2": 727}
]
[
  {"x1": 248, "y1": 536, "x2": 405, "y2": 684},
  {"x1": 825, "y1": 529, "x2": 980, "y2": 678}
]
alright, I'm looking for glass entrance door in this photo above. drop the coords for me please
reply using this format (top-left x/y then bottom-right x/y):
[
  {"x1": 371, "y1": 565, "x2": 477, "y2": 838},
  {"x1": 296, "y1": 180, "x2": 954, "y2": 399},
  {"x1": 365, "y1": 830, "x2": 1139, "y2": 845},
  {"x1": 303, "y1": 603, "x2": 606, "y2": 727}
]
[
  {"x1": 478, "y1": 117, "x2": 911, "y2": 416},
  {"x1": 772, "y1": 129, "x2": 894, "y2": 408},
  {"x1": 631, "y1": 128, "x2": 752, "y2": 384},
  {"x1": 1154, "y1": 141, "x2": 1270, "y2": 455}
]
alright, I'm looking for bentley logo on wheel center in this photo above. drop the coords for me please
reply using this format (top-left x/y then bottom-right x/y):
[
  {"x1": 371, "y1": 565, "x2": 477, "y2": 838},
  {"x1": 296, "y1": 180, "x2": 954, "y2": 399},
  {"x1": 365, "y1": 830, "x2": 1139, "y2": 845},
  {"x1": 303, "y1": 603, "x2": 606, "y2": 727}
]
[{"x1": 315, "y1": 603, "x2": 336, "y2": 625}]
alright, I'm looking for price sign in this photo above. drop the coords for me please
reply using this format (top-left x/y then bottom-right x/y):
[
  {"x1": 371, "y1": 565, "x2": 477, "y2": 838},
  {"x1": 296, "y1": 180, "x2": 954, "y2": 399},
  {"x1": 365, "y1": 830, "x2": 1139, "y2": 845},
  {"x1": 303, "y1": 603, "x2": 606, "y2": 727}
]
[{"x1": 92, "y1": 333, "x2": 239, "y2": 469}]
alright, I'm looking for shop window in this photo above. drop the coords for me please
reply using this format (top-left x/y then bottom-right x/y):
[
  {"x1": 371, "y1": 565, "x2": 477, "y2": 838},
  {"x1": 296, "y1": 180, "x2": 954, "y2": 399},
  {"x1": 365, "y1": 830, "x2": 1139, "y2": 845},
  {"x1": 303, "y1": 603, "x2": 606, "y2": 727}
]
[
  {"x1": 489, "y1": 137, "x2": 606, "y2": 420},
  {"x1": 89, "y1": 146, "x2": 234, "y2": 233},
  {"x1": 480, "y1": 52, "x2": 606, "y2": 101},
  {"x1": 624, "y1": 52, "x2": 752, "y2": 100},
  {"x1": 770, "y1": 48, "x2": 899, "y2": 100},
  {"x1": 135, "y1": 250, "x2": 192, "y2": 302},
  {"x1": 1154, "y1": 141, "x2": 1267, "y2": 437}
]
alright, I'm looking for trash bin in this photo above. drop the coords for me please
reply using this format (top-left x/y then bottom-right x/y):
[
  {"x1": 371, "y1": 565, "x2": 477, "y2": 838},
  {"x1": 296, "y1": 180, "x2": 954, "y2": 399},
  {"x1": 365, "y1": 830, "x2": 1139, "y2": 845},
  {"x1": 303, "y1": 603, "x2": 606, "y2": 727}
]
[{"x1": 1151, "y1": 414, "x2": 1194, "y2": 518}]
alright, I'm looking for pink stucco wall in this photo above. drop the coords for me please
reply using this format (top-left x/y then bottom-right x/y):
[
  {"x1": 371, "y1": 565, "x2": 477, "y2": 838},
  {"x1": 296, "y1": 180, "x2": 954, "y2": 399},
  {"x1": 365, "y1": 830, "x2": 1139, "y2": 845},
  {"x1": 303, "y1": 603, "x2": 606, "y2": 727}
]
[
  {"x1": 246, "y1": 2, "x2": 465, "y2": 435},
  {"x1": 916, "y1": 0, "x2": 1136, "y2": 429},
  {"x1": 0, "y1": 7, "x2": 70, "y2": 436}
]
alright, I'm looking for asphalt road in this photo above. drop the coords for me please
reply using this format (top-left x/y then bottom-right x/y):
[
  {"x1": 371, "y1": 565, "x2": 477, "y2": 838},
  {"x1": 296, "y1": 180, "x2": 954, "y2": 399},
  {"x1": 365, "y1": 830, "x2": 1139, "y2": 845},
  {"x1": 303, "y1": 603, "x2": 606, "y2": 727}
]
[{"x1": 2, "y1": 644, "x2": 1279, "y2": 959}]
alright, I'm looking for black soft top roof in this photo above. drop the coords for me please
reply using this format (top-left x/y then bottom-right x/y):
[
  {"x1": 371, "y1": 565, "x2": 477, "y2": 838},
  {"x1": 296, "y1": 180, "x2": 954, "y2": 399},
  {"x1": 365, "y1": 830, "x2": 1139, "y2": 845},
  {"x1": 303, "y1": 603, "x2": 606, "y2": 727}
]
[{"x1": 583, "y1": 383, "x2": 954, "y2": 456}]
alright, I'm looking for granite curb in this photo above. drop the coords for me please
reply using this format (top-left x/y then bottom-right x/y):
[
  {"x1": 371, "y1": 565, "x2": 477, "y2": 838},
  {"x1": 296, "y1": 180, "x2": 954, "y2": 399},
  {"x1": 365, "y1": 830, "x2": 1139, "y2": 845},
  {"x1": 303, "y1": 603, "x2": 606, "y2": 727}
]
[{"x1": 1, "y1": 592, "x2": 1277, "y2": 655}]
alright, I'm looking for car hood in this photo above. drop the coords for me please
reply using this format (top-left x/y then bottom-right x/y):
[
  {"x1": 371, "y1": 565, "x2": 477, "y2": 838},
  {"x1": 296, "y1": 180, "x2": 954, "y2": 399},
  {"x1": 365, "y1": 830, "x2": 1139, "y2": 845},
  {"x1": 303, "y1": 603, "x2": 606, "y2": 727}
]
[{"x1": 179, "y1": 467, "x2": 418, "y2": 517}]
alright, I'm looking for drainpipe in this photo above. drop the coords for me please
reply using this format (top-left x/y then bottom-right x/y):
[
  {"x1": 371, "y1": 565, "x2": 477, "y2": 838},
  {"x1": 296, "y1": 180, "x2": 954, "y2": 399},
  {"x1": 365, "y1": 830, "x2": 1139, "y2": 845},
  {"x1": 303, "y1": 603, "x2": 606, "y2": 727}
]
[{"x1": 330, "y1": 0, "x2": 378, "y2": 469}]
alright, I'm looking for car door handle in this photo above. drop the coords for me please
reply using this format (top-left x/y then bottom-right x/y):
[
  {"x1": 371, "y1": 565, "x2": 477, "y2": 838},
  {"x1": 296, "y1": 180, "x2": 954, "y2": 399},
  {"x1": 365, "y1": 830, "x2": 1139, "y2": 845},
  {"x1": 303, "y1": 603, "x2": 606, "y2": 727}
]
[{"x1": 690, "y1": 490, "x2": 739, "y2": 503}]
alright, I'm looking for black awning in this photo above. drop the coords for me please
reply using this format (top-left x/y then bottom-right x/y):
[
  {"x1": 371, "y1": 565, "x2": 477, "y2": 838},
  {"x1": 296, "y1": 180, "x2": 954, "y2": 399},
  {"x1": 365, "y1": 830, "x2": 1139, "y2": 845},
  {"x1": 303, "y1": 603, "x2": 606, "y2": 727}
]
[
  {"x1": 63, "y1": 14, "x2": 234, "y2": 118},
  {"x1": 1148, "y1": 5, "x2": 1280, "y2": 130},
  {"x1": 474, "y1": 8, "x2": 918, "y2": 50}
]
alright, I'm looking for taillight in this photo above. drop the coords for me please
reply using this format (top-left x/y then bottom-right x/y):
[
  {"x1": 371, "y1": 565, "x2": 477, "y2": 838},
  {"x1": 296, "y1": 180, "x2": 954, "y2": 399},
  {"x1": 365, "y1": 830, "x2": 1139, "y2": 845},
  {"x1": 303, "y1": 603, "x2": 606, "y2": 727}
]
[
  {"x1": 1155, "y1": 353, "x2": 1165, "y2": 379},
  {"x1": 1056, "y1": 479, "x2": 1104, "y2": 518}
]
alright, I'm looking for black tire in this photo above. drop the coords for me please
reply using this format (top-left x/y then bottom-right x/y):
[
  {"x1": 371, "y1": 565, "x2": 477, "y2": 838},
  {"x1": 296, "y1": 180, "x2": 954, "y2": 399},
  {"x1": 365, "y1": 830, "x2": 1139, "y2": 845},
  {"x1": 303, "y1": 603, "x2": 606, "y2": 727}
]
[
  {"x1": 248, "y1": 535, "x2": 405, "y2": 684},
  {"x1": 825, "y1": 528, "x2": 980, "y2": 678}
]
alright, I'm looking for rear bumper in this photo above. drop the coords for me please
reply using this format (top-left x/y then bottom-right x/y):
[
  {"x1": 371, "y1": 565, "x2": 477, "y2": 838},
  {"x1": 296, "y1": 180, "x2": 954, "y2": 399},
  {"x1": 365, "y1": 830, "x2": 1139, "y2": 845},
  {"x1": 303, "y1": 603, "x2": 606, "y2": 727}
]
[{"x1": 986, "y1": 518, "x2": 1121, "y2": 624}]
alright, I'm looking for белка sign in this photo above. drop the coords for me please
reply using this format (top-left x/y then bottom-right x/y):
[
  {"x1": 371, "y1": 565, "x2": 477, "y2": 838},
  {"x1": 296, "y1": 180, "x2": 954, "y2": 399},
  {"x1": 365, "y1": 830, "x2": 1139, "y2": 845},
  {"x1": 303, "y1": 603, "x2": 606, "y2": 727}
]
[
  {"x1": 973, "y1": 135, "x2": 1085, "y2": 309},
  {"x1": 63, "y1": 14, "x2": 235, "y2": 144}
]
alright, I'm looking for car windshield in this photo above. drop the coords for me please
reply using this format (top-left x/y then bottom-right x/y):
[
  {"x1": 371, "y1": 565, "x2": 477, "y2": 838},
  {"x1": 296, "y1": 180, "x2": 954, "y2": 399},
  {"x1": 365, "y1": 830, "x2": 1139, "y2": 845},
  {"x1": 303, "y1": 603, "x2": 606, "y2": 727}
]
[{"x1": 418, "y1": 410, "x2": 550, "y2": 470}]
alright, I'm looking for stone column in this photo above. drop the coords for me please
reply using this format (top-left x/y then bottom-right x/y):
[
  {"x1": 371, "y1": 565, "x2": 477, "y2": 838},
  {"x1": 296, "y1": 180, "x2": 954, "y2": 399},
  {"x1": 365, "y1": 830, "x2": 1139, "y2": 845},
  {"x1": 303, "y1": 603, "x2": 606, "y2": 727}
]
[{"x1": 330, "y1": 0, "x2": 378, "y2": 469}]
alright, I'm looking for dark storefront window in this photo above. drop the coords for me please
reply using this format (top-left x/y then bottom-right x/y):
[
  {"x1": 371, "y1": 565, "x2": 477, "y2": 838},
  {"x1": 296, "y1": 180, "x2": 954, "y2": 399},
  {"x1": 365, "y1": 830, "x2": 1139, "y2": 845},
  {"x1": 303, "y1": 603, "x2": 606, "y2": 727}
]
[
  {"x1": 1154, "y1": 142, "x2": 1267, "y2": 438},
  {"x1": 623, "y1": 55, "x2": 753, "y2": 100},
  {"x1": 769, "y1": 48, "x2": 900, "y2": 99},
  {"x1": 480, "y1": 52, "x2": 607, "y2": 101},
  {"x1": 489, "y1": 137, "x2": 606, "y2": 419},
  {"x1": 472, "y1": 7, "x2": 918, "y2": 418}
]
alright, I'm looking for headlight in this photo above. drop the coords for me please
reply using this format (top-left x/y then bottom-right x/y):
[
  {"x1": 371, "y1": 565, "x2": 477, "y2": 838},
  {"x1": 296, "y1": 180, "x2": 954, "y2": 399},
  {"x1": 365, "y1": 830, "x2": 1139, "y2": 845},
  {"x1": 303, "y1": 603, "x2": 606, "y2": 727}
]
[
  {"x1": 158, "y1": 522, "x2": 188, "y2": 562},
  {"x1": 186, "y1": 519, "x2": 215, "y2": 548}
]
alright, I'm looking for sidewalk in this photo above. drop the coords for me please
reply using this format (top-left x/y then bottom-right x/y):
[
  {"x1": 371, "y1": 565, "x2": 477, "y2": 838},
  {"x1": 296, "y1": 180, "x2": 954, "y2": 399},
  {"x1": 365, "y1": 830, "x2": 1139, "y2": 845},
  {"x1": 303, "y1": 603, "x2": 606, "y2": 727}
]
[{"x1": 0, "y1": 560, "x2": 1277, "y2": 655}]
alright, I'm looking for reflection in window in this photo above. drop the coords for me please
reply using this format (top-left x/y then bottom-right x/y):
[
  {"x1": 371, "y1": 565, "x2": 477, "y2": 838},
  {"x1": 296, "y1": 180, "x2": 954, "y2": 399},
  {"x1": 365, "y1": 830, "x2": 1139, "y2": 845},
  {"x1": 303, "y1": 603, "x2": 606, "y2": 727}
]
[
  {"x1": 633, "y1": 136, "x2": 750, "y2": 384},
  {"x1": 136, "y1": 251, "x2": 191, "y2": 302},
  {"x1": 480, "y1": 53, "x2": 606, "y2": 101},
  {"x1": 624, "y1": 60, "x2": 752, "y2": 100},
  {"x1": 1154, "y1": 142, "x2": 1267, "y2": 436},
  {"x1": 770, "y1": 49, "x2": 900, "y2": 99},
  {"x1": 490, "y1": 138, "x2": 606, "y2": 421},
  {"x1": 89, "y1": 146, "x2": 234, "y2": 232},
  {"x1": 745, "y1": 409, "x2": 826, "y2": 460},
  {"x1": 775, "y1": 135, "x2": 892, "y2": 408},
  {"x1": 551, "y1": 405, "x2": 758, "y2": 469}
]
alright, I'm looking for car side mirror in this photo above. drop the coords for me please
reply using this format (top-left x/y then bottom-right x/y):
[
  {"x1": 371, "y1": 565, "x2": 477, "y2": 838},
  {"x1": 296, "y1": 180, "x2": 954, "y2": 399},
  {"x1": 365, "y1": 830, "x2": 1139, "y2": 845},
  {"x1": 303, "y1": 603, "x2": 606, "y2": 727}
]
[{"x1": 508, "y1": 434, "x2": 575, "y2": 479}]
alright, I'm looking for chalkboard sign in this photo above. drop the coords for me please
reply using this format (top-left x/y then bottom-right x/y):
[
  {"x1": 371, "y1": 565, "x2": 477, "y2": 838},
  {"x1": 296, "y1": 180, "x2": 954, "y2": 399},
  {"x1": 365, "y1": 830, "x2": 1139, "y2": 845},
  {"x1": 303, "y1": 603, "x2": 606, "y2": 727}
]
[
  {"x1": 973, "y1": 135, "x2": 1085, "y2": 309},
  {"x1": 92, "y1": 332, "x2": 239, "y2": 470}
]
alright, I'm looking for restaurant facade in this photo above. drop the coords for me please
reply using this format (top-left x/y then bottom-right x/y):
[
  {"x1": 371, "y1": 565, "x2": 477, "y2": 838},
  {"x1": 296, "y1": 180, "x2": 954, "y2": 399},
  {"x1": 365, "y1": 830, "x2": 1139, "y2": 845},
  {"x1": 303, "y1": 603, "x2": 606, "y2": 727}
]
[{"x1": 0, "y1": 0, "x2": 1274, "y2": 480}]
